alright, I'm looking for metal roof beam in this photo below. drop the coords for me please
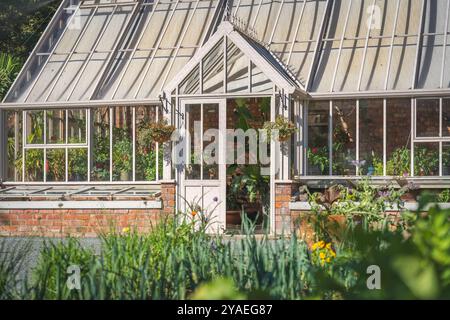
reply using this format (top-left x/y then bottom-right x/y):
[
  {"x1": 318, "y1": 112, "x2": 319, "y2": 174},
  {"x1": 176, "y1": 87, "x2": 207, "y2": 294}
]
[
  {"x1": 306, "y1": 0, "x2": 333, "y2": 91},
  {"x1": 413, "y1": 0, "x2": 427, "y2": 90}
]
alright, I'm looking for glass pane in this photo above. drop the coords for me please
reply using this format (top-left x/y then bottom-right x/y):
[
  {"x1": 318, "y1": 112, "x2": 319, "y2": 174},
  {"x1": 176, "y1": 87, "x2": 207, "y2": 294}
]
[
  {"x1": 250, "y1": 62, "x2": 272, "y2": 93},
  {"x1": 307, "y1": 101, "x2": 329, "y2": 175},
  {"x1": 91, "y1": 107, "x2": 110, "y2": 181},
  {"x1": 227, "y1": 42, "x2": 249, "y2": 93},
  {"x1": 46, "y1": 149, "x2": 66, "y2": 182},
  {"x1": 68, "y1": 109, "x2": 87, "y2": 143},
  {"x1": 24, "y1": 149, "x2": 44, "y2": 182},
  {"x1": 203, "y1": 104, "x2": 219, "y2": 180},
  {"x1": 332, "y1": 100, "x2": 356, "y2": 175},
  {"x1": 386, "y1": 99, "x2": 411, "y2": 176},
  {"x1": 414, "y1": 143, "x2": 439, "y2": 176},
  {"x1": 443, "y1": 99, "x2": 450, "y2": 137},
  {"x1": 202, "y1": 40, "x2": 224, "y2": 94},
  {"x1": 112, "y1": 107, "x2": 133, "y2": 181},
  {"x1": 443, "y1": 143, "x2": 450, "y2": 176},
  {"x1": 136, "y1": 106, "x2": 159, "y2": 181},
  {"x1": 46, "y1": 110, "x2": 65, "y2": 144},
  {"x1": 416, "y1": 99, "x2": 440, "y2": 137},
  {"x1": 6, "y1": 111, "x2": 22, "y2": 182},
  {"x1": 417, "y1": 35, "x2": 445, "y2": 89},
  {"x1": 26, "y1": 111, "x2": 44, "y2": 144},
  {"x1": 186, "y1": 104, "x2": 201, "y2": 179},
  {"x1": 359, "y1": 99, "x2": 384, "y2": 176},
  {"x1": 179, "y1": 65, "x2": 200, "y2": 95},
  {"x1": 68, "y1": 148, "x2": 88, "y2": 182}
]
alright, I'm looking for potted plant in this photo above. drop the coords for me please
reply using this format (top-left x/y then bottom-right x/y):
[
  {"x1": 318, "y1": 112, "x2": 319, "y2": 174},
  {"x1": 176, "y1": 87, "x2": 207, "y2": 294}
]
[
  {"x1": 227, "y1": 164, "x2": 270, "y2": 227},
  {"x1": 263, "y1": 116, "x2": 297, "y2": 142},
  {"x1": 140, "y1": 119, "x2": 175, "y2": 144},
  {"x1": 113, "y1": 128, "x2": 133, "y2": 181},
  {"x1": 307, "y1": 146, "x2": 329, "y2": 175}
]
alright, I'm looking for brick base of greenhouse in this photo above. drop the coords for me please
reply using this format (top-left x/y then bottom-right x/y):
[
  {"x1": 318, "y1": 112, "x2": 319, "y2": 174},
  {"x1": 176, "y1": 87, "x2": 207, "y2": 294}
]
[{"x1": 0, "y1": 181, "x2": 405, "y2": 238}]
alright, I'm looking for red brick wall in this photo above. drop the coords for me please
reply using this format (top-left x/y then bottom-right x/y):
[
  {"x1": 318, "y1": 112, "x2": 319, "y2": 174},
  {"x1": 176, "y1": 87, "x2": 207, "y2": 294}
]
[
  {"x1": 0, "y1": 183, "x2": 176, "y2": 237},
  {"x1": 274, "y1": 182, "x2": 297, "y2": 235}
]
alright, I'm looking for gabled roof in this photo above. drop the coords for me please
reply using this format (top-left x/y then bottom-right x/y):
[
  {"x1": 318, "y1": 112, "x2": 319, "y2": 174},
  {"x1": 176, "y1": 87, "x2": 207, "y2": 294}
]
[
  {"x1": 3, "y1": 0, "x2": 450, "y2": 108},
  {"x1": 164, "y1": 21, "x2": 306, "y2": 95}
]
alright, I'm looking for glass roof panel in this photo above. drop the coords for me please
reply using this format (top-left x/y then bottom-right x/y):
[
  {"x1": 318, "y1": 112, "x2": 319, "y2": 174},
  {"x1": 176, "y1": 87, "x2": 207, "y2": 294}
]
[
  {"x1": 6, "y1": 0, "x2": 450, "y2": 103},
  {"x1": 98, "y1": 0, "x2": 218, "y2": 100}
]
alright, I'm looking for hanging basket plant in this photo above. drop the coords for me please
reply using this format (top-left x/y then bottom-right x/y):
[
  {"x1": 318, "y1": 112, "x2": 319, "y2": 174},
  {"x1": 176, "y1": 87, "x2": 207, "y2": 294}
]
[
  {"x1": 263, "y1": 116, "x2": 297, "y2": 142},
  {"x1": 139, "y1": 119, "x2": 176, "y2": 144}
]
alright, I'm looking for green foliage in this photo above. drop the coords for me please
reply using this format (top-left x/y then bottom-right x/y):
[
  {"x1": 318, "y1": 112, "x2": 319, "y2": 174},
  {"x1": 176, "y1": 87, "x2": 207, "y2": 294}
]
[
  {"x1": 0, "y1": 1, "x2": 58, "y2": 58},
  {"x1": 307, "y1": 146, "x2": 329, "y2": 174},
  {"x1": 228, "y1": 164, "x2": 270, "y2": 207},
  {"x1": 0, "y1": 53, "x2": 21, "y2": 99},
  {"x1": 68, "y1": 147, "x2": 88, "y2": 181},
  {"x1": 437, "y1": 189, "x2": 450, "y2": 203},
  {"x1": 112, "y1": 127, "x2": 133, "y2": 179},
  {"x1": 191, "y1": 277, "x2": 247, "y2": 300},
  {"x1": 263, "y1": 116, "x2": 297, "y2": 142},
  {"x1": 414, "y1": 146, "x2": 439, "y2": 176},
  {"x1": 46, "y1": 149, "x2": 65, "y2": 181},
  {"x1": 386, "y1": 147, "x2": 410, "y2": 176},
  {"x1": 31, "y1": 239, "x2": 95, "y2": 300},
  {"x1": 3, "y1": 202, "x2": 450, "y2": 300},
  {"x1": 0, "y1": 240, "x2": 31, "y2": 299}
]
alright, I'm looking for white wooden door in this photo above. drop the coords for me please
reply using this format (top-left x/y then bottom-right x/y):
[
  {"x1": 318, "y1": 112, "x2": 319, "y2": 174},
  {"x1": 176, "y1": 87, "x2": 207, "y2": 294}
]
[{"x1": 179, "y1": 100, "x2": 226, "y2": 233}]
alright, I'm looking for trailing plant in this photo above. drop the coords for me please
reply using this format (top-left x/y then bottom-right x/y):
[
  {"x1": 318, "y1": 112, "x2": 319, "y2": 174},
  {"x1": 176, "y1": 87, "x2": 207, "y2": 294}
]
[
  {"x1": 263, "y1": 115, "x2": 297, "y2": 142},
  {"x1": 139, "y1": 119, "x2": 175, "y2": 144}
]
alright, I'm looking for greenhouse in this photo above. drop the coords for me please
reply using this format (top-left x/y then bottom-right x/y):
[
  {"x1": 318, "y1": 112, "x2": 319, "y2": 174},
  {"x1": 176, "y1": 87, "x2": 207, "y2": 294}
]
[{"x1": 1, "y1": 0, "x2": 450, "y2": 236}]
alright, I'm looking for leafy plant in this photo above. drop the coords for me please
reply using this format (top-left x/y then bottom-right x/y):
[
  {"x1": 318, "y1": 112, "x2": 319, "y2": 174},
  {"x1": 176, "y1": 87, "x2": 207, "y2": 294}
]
[
  {"x1": 139, "y1": 119, "x2": 175, "y2": 144},
  {"x1": 386, "y1": 146, "x2": 410, "y2": 176},
  {"x1": 68, "y1": 147, "x2": 88, "y2": 181},
  {"x1": 437, "y1": 189, "x2": 450, "y2": 203},
  {"x1": 46, "y1": 149, "x2": 65, "y2": 181},
  {"x1": 307, "y1": 146, "x2": 329, "y2": 174},
  {"x1": 414, "y1": 146, "x2": 439, "y2": 176},
  {"x1": 228, "y1": 164, "x2": 270, "y2": 207},
  {"x1": 112, "y1": 127, "x2": 132, "y2": 180},
  {"x1": 0, "y1": 53, "x2": 21, "y2": 99},
  {"x1": 263, "y1": 115, "x2": 297, "y2": 142}
]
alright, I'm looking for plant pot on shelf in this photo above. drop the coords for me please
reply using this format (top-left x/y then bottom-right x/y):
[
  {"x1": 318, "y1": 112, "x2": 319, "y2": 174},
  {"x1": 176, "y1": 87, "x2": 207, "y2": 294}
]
[
  {"x1": 226, "y1": 210, "x2": 242, "y2": 226},
  {"x1": 120, "y1": 170, "x2": 131, "y2": 181}
]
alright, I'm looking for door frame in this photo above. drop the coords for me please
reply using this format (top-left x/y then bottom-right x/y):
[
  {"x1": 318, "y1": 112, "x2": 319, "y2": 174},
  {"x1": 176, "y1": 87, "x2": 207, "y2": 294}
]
[{"x1": 178, "y1": 98, "x2": 227, "y2": 232}]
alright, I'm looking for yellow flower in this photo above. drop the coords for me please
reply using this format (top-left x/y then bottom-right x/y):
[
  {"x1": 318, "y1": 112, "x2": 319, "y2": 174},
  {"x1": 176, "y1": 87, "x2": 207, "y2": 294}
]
[
  {"x1": 122, "y1": 227, "x2": 130, "y2": 234},
  {"x1": 326, "y1": 243, "x2": 332, "y2": 250},
  {"x1": 319, "y1": 252, "x2": 326, "y2": 260},
  {"x1": 326, "y1": 257, "x2": 331, "y2": 263},
  {"x1": 312, "y1": 240, "x2": 325, "y2": 251},
  {"x1": 330, "y1": 250, "x2": 336, "y2": 257}
]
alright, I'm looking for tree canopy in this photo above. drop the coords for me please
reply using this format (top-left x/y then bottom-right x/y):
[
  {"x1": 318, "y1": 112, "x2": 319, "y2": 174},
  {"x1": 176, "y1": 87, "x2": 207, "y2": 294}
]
[{"x1": 0, "y1": 0, "x2": 58, "y2": 99}]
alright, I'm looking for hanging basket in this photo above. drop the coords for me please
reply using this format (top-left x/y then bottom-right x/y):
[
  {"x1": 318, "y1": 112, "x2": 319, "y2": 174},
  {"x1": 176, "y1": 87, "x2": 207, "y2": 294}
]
[
  {"x1": 145, "y1": 120, "x2": 176, "y2": 144},
  {"x1": 263, "y1": 116, "x2": 297, "y2": 142}
]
